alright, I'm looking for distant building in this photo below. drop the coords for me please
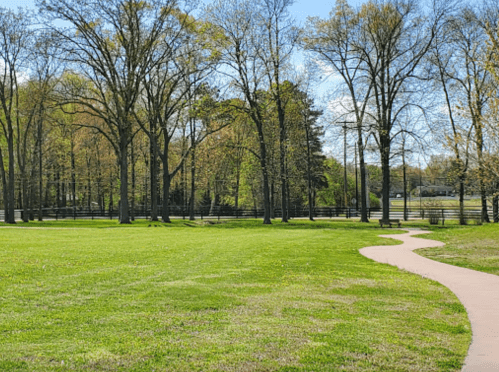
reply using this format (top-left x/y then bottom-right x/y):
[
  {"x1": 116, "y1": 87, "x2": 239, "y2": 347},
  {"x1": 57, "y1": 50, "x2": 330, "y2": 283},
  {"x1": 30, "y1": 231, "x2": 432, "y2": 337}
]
[{"x1": 415, "y1": 185, "x2": 454, "y2": 197}]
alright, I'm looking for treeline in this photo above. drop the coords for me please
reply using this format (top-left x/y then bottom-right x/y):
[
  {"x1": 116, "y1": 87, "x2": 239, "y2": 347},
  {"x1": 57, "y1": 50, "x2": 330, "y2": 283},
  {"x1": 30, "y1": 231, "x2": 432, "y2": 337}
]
[
  {"x1": 304, "y1": 0, "x2": 499, "y2": 224},
  {"x1": 0, "y1": 0, "x2": 328, "y2": 224},
  {"x1": 2, "y1": 0, "x2": 499, "y2": 224}
]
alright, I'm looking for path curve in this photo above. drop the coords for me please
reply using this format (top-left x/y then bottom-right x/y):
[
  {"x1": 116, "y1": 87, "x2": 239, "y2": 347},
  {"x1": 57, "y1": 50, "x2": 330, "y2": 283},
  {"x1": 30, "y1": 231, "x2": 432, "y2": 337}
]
[{"x1": 360, "y1": 229, "x2": 499, "y2": 372}]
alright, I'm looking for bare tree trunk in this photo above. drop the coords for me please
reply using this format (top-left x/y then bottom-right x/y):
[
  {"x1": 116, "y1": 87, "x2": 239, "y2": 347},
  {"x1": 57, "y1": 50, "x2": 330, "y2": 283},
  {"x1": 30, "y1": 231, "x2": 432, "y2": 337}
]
[
  {"x1": 119, "y1": 135, "x2": 131, "y2": 224},
  {"x1": 359, "y1": 138, "x2": 369, "y2": 220},
  {"x1": 189, "y1": 119, "x2": 196, "y2": 221},
  {"x1": 109, "y1": 174, "x2": 114, "y2": 217},
  {"x1": 493, "y1": 192, "x2": 498, "y2": 223},
  {"x1": 255, "y1": 123, "x2": 271, "y2": 224},
  {"x1": 162, "y1": 170, "x2": 171, "y2": 223},
  {"x1": 493, "y1": 185, "x2": 499, "y2": 223},
  {"x1": 85, "y1": 149, "x2": 92, "y2": 211},
  {"x1": 37, "y1": 108, "x2": 43, "y2": 221},
  {"x1": 474, "y1": 109, "x2": 489, "y2": 223},
  {"x1": 305, "y1": 120, "x2": 314, "y2": 221},
  {"x1": 459, "y1": 175, "x2": 465, "y2": 225},
  {"x1": 29, "y1": 172, "x2": 35, "y2": 221},
  {"x1": 286, "y1": 174, "x2": 291, "y2": 220},
  {"x1": 402, "y1": 143, "x2": 408, "y2": 221},
  {"x1": 161, "y1": 136, "x2": 171, "y2": 223},
  {"x1": 7, "y1": 129, "x2": 16, "y2": 224},
  {"x1": 234, "y1": 166, "x2": 240, "y2": 214},
  {"x1": 143, "y1": 152, "x2": 148, "y2": 217},
  {"x1": 60, "y1": 169, "x2": 66, "y2": 219},
  {"x1": 95, "y1": 145, "x2": 103, "y2": 213},
  {"x1": 71, "y1": 134, "x2": 76, "y2": 220},
  {"x1": 270, "y1": 182, "x2": 275, "y2": 219},
  {"x1": 131, "y1": 140, "x2": 136, "y2": 221},
  {"x1": 150, "y1": 131, "x2": 159, "y2": 221},
  {"x1": 381, "y1": 135, "x2": 391, "y2": 221},
  {"x1": 17, "y1": 146, "x2": 29, "y2": 223},
  {"x1": 56, "y1": 170, "x2": 61, "y2": 210},
  {"x1": 278, "y1": 105, "x2": 288, "y2": 223},
  {"x1": 0, "y1": 148, "x2": 8, "y2": 223}
]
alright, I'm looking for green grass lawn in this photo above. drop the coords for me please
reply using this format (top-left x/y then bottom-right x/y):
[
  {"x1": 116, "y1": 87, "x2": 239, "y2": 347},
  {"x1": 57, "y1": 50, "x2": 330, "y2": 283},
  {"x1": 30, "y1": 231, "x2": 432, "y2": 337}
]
[
  {"x1": 0, "y1": 219, "x2": 470, "y2": 371},
  {"x1": 415, "y1": 223, "x2": 499, "y2": 276},
  {"x1": 390, "y1": 198, "x2": 482, "y2": 208}
]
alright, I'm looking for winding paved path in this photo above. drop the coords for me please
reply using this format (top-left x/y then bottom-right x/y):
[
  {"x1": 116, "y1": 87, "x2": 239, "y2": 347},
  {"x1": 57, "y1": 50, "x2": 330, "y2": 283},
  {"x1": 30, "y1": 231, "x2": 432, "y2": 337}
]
[{"x1": 360, "y1": 229, "x2": 499, "y2": 372}]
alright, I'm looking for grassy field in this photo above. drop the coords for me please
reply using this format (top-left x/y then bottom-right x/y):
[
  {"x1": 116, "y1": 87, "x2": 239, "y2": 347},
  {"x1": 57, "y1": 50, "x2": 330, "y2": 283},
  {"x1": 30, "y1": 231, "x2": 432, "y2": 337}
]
[
  {"x1": 416, "y1": 223, "x2": 499, "y2": 276},
  {"x1": 390, "y1": 198, "x2": 482, "y2": 208},
  {"x1": 0, "y1": 219, "x2": 471, "y2": 371}
]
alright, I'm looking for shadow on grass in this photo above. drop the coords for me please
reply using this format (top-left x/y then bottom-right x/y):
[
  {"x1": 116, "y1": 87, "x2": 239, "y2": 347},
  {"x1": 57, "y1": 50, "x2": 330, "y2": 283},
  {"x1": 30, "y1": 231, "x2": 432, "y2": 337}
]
[{"x1": 0, "y1": 217, "x2": 475, "y2": 232}]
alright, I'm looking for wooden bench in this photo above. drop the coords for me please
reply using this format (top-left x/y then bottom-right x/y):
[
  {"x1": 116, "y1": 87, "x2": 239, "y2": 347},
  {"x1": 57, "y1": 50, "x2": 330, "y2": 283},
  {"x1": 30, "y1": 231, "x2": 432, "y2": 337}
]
[{"x1": 378, "y1": 219, "x2": 401, "y2": 228}]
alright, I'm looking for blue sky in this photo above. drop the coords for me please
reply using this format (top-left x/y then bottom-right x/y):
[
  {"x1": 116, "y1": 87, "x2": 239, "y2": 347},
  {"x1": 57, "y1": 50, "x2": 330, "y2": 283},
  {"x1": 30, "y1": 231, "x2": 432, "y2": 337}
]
[
  {"x1": 2, "y1": 0, "x2": 363, "y2": 21},
  {"x1": 2, "y1": 0, "x2": 33, "y2": 7}
]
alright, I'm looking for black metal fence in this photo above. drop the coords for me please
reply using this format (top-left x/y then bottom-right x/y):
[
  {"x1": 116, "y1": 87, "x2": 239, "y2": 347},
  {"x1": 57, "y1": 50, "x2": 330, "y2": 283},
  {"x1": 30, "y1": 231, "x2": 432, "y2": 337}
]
[{"x1": 9, "y1": 205, "x2": 488, "y2": 223}]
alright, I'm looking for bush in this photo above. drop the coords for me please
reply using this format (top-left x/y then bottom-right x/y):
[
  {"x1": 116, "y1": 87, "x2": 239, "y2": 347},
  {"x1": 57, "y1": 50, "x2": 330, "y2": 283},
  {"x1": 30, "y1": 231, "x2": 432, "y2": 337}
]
[
  {"x1": 423, "y1": 200, "x2": 443, "y2": 225},
  {"x1": 370, "y1": 193, "x2": 380, "y2": 208},
  {"x1": 427, "y1": 209, "x2": 441, "y2": 225}
]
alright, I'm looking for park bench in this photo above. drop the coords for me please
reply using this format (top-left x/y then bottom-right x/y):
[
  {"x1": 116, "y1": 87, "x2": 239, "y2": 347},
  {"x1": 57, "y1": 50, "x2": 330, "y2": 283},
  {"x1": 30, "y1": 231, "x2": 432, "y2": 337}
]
[{"x1": 378, "y1": 219, "x2": 401, "y2": 228}]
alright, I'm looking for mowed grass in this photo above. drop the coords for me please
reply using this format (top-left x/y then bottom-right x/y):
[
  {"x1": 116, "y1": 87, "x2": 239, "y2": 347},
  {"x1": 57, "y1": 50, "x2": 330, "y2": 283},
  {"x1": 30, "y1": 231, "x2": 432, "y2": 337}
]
[
  {"x1": 390, "y1": 198, "x2": 481, "y2": 207},
  {"x1": 416, "y1": 223, "x2": 499, "y2": 276},
  {"x1": 0, "y1": 219, "x2": 470, "y2": 371}
]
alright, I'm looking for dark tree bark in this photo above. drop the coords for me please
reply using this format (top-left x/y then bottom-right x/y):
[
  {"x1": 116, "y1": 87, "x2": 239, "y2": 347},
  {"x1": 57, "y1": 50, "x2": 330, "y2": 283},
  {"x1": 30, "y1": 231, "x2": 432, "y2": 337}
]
[
  {"x1": 150, "y1": 121, "x2": 159, "y2": 222},
  {"x1": 305, "y1": 118, "x2": 314, "y2": 221},
  {"x1": 131, "y1": 138, "x2": 136, "y2": 221},
  {"x1": 189, "y1": 118, "x2": 196, "y2": 221}
]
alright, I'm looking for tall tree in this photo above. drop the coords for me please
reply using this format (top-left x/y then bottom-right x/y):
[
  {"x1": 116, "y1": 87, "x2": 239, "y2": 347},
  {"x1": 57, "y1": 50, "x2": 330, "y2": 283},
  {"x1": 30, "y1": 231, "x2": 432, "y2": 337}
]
[
  {"x1": 303, "y1": 0, "x2": 373, "y2": 222},
  {"x1": 31, "y1": 31, "x2": 65, "y2": 221},
  {"x1": 453, "y1": 3, "x2": 499, "y2": 223},
  {"x1": 0, "y1": 7, "x2": 34, "y2": 223},
  {"x1": 429, "y1": 17, "x2": 477, "y2": 224},
  {"x1": 357, "y1": 0, "x2": 449, "y2": 220},
  {"x1": 205, "y1": 0, "x2": 276, "y2": 224},
  {"x1": 39, "y1": 0, "x2": 180, "y2": 223},
  {"x1": 134, "y1": 13, "x2": 218, "y2": 223},
  {"x1": 257, "y1": 0, "x2": 299, "y2": 222}
]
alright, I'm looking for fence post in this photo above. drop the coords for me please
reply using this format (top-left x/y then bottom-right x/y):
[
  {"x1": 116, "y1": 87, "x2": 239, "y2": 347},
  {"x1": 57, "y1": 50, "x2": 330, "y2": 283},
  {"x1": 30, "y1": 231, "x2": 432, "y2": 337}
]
[{"x1": 442, "y1": 209, "x2": 445, "y2": 226}]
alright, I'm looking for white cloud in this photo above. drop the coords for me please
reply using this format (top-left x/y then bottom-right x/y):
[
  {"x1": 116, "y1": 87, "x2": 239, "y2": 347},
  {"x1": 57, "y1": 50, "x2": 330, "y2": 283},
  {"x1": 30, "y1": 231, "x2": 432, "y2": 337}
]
[
  {"x1": 327, "y1": 96, "x2": 358, "y2": 122},
  {"x1": 0, "y1": 59, "x2": 30, "y2": 85},
  {"x1": 314, "y1": 59, "x2": 342, "y2": 83}
]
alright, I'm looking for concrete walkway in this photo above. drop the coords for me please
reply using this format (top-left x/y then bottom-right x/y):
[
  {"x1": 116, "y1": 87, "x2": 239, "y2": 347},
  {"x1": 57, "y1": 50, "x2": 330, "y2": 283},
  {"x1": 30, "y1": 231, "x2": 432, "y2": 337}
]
[{"x1": 360, "y1": 229, "x2": 499, "y2": 372}]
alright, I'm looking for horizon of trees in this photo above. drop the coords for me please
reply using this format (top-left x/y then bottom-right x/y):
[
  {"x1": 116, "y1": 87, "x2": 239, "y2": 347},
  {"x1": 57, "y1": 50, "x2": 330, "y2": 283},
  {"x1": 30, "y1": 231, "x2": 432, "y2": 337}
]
[{"x1": 1, "y1": 0, "x2": 499, "y2": 224}]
